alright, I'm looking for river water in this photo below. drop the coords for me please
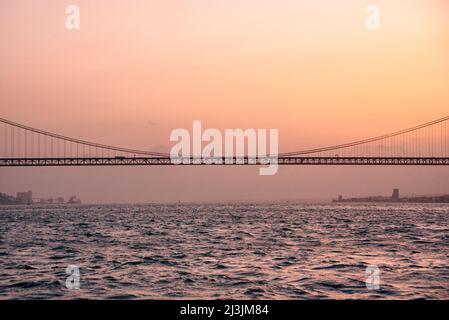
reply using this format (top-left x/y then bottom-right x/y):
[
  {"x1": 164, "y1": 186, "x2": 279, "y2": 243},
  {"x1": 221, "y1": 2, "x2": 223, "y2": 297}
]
[{"x1": 0, "y1": 203, "x2": 448, "y2": 299}]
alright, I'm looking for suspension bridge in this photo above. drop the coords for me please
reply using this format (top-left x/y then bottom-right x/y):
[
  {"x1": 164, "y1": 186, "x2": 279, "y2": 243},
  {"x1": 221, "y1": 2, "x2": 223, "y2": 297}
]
[{"x1": 1, "y1": 116, "x2": 449, "y2": 167}]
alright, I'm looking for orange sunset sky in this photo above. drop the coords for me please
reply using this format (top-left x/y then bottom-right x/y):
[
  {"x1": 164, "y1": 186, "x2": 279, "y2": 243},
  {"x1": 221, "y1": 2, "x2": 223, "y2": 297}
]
[{"x1": 1, "y1": 0, "x2": 449, "y2": 203}]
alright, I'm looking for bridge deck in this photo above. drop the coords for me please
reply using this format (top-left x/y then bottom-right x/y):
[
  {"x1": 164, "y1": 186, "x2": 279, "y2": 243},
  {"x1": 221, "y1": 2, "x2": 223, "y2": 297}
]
[{"x1": 1, "y1": 157, "x2": 449, "y2": 166}]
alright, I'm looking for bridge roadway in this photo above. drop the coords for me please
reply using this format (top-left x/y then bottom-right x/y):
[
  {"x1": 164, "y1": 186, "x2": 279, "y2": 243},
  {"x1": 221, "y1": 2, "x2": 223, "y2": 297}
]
[{"x1": 1, "y1": 157, "x2": 449, "y2": 166}]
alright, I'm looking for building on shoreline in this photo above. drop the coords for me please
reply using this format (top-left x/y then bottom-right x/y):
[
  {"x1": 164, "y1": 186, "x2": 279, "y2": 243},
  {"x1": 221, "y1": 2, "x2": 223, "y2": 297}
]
[
  {"x1": 16, "y1": 191, "x2": 33, "y2": 205},
  {"x1": 335, "y1": 189, "x2": 449, "y2": 204},
  {"x1": 0, "y1": 191, "x2": 82, "y2": 205}
]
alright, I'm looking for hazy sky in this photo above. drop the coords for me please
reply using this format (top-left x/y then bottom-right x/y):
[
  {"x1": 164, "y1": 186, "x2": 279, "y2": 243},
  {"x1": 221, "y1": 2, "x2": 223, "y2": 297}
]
[{"x1": 1, "y1": 0, "x2": 449, "y2": 203}]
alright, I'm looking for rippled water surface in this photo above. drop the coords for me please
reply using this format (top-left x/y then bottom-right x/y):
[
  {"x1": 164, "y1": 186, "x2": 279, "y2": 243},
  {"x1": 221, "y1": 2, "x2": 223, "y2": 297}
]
[{"x1": 0, "y1": 203, "x2": 448, "y2": 299}]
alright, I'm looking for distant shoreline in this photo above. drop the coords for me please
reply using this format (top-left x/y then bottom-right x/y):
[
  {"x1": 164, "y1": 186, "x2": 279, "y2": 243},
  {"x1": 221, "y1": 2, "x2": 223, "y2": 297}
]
[
  {"x1": 334, "y1": 196, "x2": 449, "y2": 204},
  {"x1": 1, "y1": 200, "x2": 449, "y2": 206}
]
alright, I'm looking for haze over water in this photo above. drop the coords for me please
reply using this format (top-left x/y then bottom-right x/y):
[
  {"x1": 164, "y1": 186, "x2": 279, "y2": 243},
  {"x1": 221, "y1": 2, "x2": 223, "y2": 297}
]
[{"x1": 0, "y1": 203, "x2": 447, "y2": 299}]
